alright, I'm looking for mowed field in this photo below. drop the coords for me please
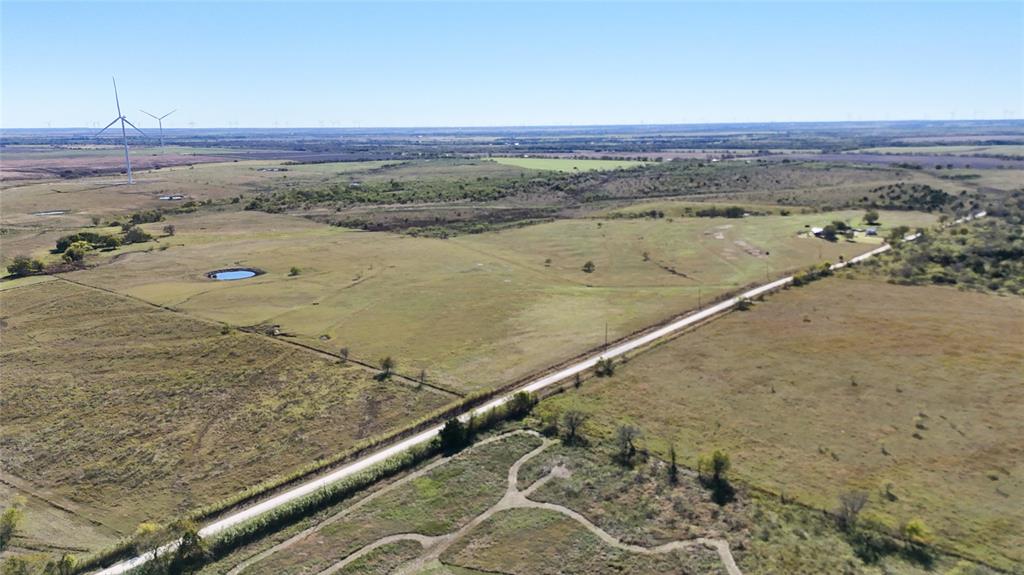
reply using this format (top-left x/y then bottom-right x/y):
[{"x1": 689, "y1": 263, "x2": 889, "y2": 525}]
[
  {"x1": 61, "y1": 209, "x2": 934, "y2": 392},
  {"x1": 489, "y1": 157, "x2": 646, "y2": 172},
  {"x1": 539, "y1": 277, "x2": 1024, "y2": 569},
  {"x1": 0, "y1": 280, "x2": 452, "y2": 552}
]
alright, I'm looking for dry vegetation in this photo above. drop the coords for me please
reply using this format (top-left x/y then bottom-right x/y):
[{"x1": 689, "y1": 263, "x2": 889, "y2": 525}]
[
  {"x1": 538, "y1": 277, "x2": 1023, "y2": 569},
  {"x1": 0, "y1": 280, "x2": 451, "y2": 553}
]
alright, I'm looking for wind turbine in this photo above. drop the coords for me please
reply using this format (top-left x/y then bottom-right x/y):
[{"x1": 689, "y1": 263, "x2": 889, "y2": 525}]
[
  {"x1": 140, "y1": 108, "x2": 176, "y2": 150},
  {"x1": 96, "y1": 77, "x2": 146, "y2": 184}
]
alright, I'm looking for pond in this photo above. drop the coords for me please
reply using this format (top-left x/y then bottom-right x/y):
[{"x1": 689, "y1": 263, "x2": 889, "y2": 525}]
[{"x1": 208, "y1": 269, "x2": 258, "y2": 281}]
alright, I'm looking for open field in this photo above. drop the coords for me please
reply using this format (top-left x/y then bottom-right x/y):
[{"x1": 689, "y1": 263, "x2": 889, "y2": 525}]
[
  {"x1": 0, "y1": 145, "x2": 240, "y2": 182},
  {"x1": 537, "y1": 277, "x2": 1024, "y2": 569},
  {"x1": 57, "y1": 209, "x2": 935, "y2": 392},
  {"x1": 0, "y1": 159, "x2": 393, "y2": 229},
  {"x1": 859, "y1": 145, "x2": 1024, "y2": 158},
  {"x1": 0, "y1": 280, "x2": 452, "y2": 553},
  {"x1": 489, "y1": 157, "x2": 646, "y2": 172}
]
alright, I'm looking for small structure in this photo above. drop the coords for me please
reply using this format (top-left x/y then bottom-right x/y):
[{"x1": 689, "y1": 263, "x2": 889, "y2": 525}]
[
  {"x1": 866, "y1": 227, "x2": 878, "y2": 236},
  {"x1": 810, "y1": 226, "x2": 825, "y2": 237}
]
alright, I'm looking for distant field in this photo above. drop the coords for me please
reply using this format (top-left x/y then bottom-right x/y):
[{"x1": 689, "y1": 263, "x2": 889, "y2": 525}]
[
  {"x1": 859, "y1": 144, "x2": 1024, "y2": 158},
  {"x1": 0, "y1": 158, "x2": 392, "y2": 228},
  {"x1": 61, "y1": 209, "x2": 934, "y2": 392},
  {"x1": 539, "y1": 278, "x2": 1024, "y2": 569},
  {"x1": 489, "y1": 157, "x2": 646, "y2": 172},
  {"x1": 0, "y1": 280, "x2": 451, "y2": 554}
]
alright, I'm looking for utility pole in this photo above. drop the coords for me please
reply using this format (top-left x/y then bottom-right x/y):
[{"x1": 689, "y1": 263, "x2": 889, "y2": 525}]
[{"x1": 604, "y1": 321, "x2": 608, "y2": 350}]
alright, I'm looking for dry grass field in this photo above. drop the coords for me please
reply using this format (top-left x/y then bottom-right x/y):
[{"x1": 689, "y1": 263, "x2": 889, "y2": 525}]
[
  {"x1": 56, "y1": 209, "x2": 934, "y2": 392},
  {"x1": 538, "y1": 277, "x2": 1024, "y2": 569},
  {"x1": 0, "y1": 280, "x2": 452, "y2": 553},
  {"x1": 488, "y1": 157, "x2": 647, "y2": 172}
]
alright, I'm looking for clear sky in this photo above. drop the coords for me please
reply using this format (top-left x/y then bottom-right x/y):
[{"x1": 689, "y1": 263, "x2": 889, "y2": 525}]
[{"x1": 2, "y1": 1, "x2": 1021, "y2": 129}]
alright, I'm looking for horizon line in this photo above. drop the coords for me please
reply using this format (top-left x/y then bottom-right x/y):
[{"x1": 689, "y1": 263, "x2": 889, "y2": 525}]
[{"x1": 4, "y1": 118, "x2": 1024, "y2": 132}]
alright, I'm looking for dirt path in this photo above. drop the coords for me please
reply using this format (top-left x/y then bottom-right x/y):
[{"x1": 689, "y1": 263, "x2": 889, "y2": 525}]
[{"x1": 230, "y1": 431, "x2": 742, "y2": 575}]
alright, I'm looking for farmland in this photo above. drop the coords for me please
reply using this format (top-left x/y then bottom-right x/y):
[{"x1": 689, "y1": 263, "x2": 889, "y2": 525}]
[
  {"x1": 0, "y1": 280, "x2": 452, "y2": 553},
  {"x1": 488, "y1": 156, "x2": 647, "y2": 172},
  {"x1": 537, "y1": 276, "x2": 1024, "y2": 569},
  {"x1": 54, "y1": 209, "x2": 935, "y2": 392},
  {"x1": 0, "y1": 120, "x2": 1021, "y2": 574}
]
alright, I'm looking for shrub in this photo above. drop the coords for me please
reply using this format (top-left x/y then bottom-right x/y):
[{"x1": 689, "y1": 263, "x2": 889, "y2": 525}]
[
  {"x1": 595, "y1": 357, "x2": 615, "y2": 377},
  {"x1": 836, "y1": 491, "x2": 868, "y2": 531},
  {"x1": 6, "y1": 255, "x2": 44, "y2": 277},
  {"x1": 582, "y1": 260, "x2": 595, "y2": 273},
  {"x1": 123, "y1": 226, "x2": 153, "y2": 245},
  {"x1": 289, "y1": 266, "x2": 301, "y2": 276},
  {"x1": 62, "y1": 241, "x2": 92, "y2": 263}
]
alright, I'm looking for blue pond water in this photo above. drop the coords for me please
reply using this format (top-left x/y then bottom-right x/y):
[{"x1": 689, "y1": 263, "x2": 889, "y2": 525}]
[{"x1": 211, "y1": 269, "x2": 257, "y2": 281}]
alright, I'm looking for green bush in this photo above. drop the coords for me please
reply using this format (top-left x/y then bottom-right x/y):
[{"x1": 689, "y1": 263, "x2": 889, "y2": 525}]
[{"x1": 6, "y1": 255, "x2": 44, "y2": 277}]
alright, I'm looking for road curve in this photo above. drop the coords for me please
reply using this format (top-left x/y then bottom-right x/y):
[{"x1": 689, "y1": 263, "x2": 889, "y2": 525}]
[{"x1": 93, "y1": 214, "x2": 985, "y2": 575}]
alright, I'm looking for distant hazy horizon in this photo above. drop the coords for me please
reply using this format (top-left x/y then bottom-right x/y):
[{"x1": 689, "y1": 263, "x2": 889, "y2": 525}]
[
  {"x1": 2, "y1": 2, "x2": 1021, "y2": 130},
  {"x1": 4, "y1": 118, "x2": 1024, "y2": 133}
]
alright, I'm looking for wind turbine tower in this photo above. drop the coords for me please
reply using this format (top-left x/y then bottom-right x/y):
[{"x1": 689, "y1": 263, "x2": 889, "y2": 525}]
[
  {"x1": 140, "y1": 108, "x2": 176, "y2": 150},
  {"x1": 96, "y1": 77, "x2": 146, "y2": 184}
]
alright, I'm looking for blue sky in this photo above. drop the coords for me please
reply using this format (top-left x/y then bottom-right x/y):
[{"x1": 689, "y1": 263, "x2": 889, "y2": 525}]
[{"x1": 2, "y1": 2, "x2": 1021, "y2": 128}]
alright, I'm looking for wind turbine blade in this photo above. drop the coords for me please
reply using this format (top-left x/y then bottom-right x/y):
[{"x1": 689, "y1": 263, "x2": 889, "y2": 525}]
[
  {"x1": 140, "y1": 109, "x2": 160, "y2": 120},
  {"x1": 160, "y1": 109, "x2": 177, "y2": 120},
  {"x1": 123, "y1": 118, "x2": 147, "y2": 137},
  {"x1": 96, "y1": 117, "x2": 120, "y2": 136},
  {"x1": 112, "y1": 77, "x2": 123, "y2": 117}
]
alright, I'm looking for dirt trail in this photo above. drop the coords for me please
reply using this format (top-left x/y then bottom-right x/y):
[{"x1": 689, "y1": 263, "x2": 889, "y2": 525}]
[{"x1": 229, "y1": 431, "x2": 742, "y2": 575}]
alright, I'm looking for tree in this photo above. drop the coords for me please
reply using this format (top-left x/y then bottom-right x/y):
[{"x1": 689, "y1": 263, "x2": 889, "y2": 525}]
[
  {"x1": 379, "y1": 356, "x2": 395, "y2": 378},
  {"x1": 561, "y1": 410, "x2": 588, "y2": 445},
  {"x1": 595, "y1": 357, "x2": 615, "y2": 377},
  {"x1": 582, "y1": 260, "x2": 595, "y2": 273},
  {"x1": 821, "y1": 224, "x2": 838, "y2": 242},
  {"x1": 338, "y1": 347, "x2": 349, "y2": 363},
  {"x1": 836, "y1": 490, "x2": 868, "y2": 531},
  {"x1": 698, "y1": 449, "x2": 734, "y2": 504},
  {"x1": 162, "y1": 224, "x2": 176, "y2": 236},
  {"x1": 668, "y1": 444, "x2": 679, "y2": 485},
  {"x1": 506, "y1": 392, "x2": 536, "y2": 419},
  {"x1": 62, "y1": 240, "x2": 91, "y2": 263},
  {"x1": 615, "y1": 424, "x2": 642, "y2": 465},
  {"x1": 123, "y1": 226, "x2": 153, "y2": 245},
  {"x1": 6, "y1": 255, "x2": 44, "y2": 277},
  {"x1": 864, "y1": 210, "x2": 880, "y2": 225},
  {"x1": 439, "y1": 418, "x2": 467, "y2": 454},
  {"x1": 168, "y1": 520, "x2": 207, "y2": 571},
  {"x1": 0, "y1": 498, "x2": 24, "y2": 551}
]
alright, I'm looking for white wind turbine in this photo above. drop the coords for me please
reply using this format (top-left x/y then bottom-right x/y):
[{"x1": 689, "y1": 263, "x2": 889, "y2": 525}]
[
  {"x1": 139, "y1": 108, "x2": 176, "y2": 150},
  {"x1": 96, "y1": 77, "x2": 146, "y2": 184}
]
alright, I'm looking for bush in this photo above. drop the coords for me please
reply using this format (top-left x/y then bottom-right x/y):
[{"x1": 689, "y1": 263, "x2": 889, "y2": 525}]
[
  {"x1": 582, "y1": 260, "x2": 595, "y2": 273},
  {"x1": 6, "y1": 255, "x2": 44, "y2": 277},
  {"x1": 595, "y1": 357, "x2": 615, "y2": 377},
  {"x1": 123, "y1": 226, "x2": 153, "y2": 245},
  {"x1": 62, "y1": 241, "x2": 92, "y2": 263}
]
